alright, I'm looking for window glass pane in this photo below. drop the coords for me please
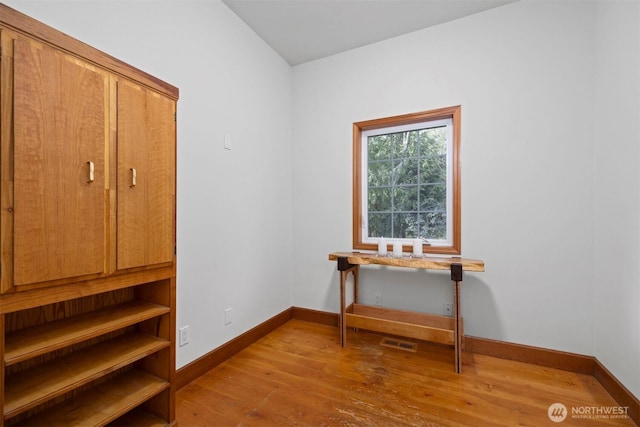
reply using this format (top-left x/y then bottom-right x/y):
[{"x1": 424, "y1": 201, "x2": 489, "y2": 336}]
[
  {"x1": 368, "y1": 187, "x2": 391, "y2": 212},
  {"x1": 419, "y1": 127, "x2": 447, "y2": 155},
  {"x1": 420, "y1": 212, "x2": 447, "y2": 239},
  {"x1": 392, "y1": 186, "x2": 418, "y2": 212},
  {"x1": 393, "y1": 213, "x2": 420, "y2": 238},
  {"x1": 368, "y1": 213, "x2": 392, "y2": 237},
  {"x1": 394, "y1": 158, "x2": 418, "y2": 185},
  {"x1": 366, "y1": 127, "x2": 447, "y2": 240},
  {"x1": 421, "y1": 154, "x2": 446, "y2": 184},
  {"x1": 420, "y1": 183, "x2": 446, "y2": 211},
  {"x1": 368, "y1": 135, "x2": 391, "y2": 160},
  {"x1": 390, "y1": 131, "x2": 419, "y2": 158},
  {"x1": 391, "y1": 132, "x2": 406, "y2": 158},
  {"x1": 368, "y1": 160, "x2": 392, "y2": 186}
]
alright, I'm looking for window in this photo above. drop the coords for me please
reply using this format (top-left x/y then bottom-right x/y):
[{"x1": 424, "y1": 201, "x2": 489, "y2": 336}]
[{"x1": 353, "y1": 106, "x2": 461, "y2": 255}]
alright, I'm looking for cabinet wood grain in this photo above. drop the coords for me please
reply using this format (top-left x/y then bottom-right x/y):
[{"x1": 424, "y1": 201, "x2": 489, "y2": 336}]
[
  {"x1": 13, "y1": 36, "x2": 109, "y2": 287},
  {"x1": 0, "y1": 4, "x2": 178, "y2": 425},
  {"x1": 117, "y1": 80, "x2": 176, "y2": 271}
]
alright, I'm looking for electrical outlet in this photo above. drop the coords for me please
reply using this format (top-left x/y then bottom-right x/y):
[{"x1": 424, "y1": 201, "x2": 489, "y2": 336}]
[
  {"x1": 443, "y1": 304, "x2": 453, "y2": 317},
  {"x1": 179, "y1": 325, "x2": 190, "y2": 347},
  {"x1": 375, "y1": 292, "x2": 382, "y2": 306},
  {"x1": 224, "y1": 308, "x2": 233, "y2": 325}
]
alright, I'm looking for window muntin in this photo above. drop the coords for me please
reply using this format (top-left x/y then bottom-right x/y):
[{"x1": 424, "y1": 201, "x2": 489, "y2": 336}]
[{"x1": 353, "y1": 106, "x2": 461, "y2": 255}]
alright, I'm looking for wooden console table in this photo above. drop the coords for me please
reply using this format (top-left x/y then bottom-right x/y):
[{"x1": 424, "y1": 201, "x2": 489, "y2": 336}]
[{"x1": 328, "y1": 252, "x2": 485, "y2": 373}]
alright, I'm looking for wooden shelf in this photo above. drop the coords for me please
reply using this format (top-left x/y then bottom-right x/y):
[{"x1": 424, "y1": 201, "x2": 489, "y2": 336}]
[
  {"x1": 346, "y1": 303, "x2": 461, "y2": 345},
  {"x1": 4, "y1": 333, "x2": 169, "y2": 419},
  {"x1": 18, "y1": 370, "x2": 169, "y2": 426},
  {"x1": 109, "y1": 408, "x2": 170, "y2": 427},
  {"x1": 4, "y1": 301, "x2": 170, "y2": 366}
]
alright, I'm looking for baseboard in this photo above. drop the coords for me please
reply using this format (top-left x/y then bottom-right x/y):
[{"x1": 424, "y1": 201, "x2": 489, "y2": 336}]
[
  {"x1": 464, "y1": 336, "x2": 596, "y2": 375},
  {"x1": 292, "y1": 306, "x2": 339, "y2": 326},
  {"x1": 175, "y1": 307, "x2": 293, "y2": 390},
  {"x1": 175, "y1": 306, "x2": 638, "y2": 426},
  {"x1": 593, "y1": 358, "x2": 640, "y2": 425}
]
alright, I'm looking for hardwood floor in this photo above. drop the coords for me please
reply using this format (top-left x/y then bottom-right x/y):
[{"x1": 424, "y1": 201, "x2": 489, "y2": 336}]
[{"x1": 176, "y1": 320, "x2": 635, "y2": 426}]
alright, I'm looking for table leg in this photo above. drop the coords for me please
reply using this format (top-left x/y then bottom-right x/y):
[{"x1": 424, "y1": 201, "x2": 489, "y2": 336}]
[
  {"x1": 339, "y1": 266, "x2": 359, "y2": 347},
  {"x1": 340, "y1": 270, "x2": 347, "y2": 347},
  {"x1": 352, "y1": 266, "x2": 360, "y2": 333},
  {"x1": 353, "y1": 266, "x2": 359, "y2": 304},
  {"x1": 453, "y1": 279, "x2": 462, "y2": 373}
]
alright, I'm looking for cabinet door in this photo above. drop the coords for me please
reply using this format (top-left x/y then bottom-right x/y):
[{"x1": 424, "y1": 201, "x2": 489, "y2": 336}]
[
  {"x1": 117, "y1": 80, "x2": 175, "y2": 270},
  {"x1": 12, "y1": 37, "x2": 108, "y2": 287}
]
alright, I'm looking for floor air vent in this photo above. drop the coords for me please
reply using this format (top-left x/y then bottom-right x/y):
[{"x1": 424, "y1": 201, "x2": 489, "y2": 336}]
[{"x1": 379, "y1": 337, "x2": 418, "y2": 352}]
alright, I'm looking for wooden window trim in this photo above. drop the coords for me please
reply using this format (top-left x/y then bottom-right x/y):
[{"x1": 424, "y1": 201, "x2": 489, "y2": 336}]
[{"x1": 352, "y1": 105, "x2": 461, "y2": 255}]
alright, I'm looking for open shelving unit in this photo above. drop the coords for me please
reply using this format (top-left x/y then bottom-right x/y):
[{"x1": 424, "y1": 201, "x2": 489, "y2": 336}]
[{"x1": 2, "y1": 279, "x2": 176, "y2": 426}]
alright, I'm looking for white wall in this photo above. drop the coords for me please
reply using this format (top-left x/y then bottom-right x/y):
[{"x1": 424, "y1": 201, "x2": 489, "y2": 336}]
[
  {"x1": 293, "y1": 0, "x2": 595, "y2": 353},
  {"x1": 593, "y1": 1, "x2": 640, "y2": 399},
  {"x1": 3, "y1": 0, "x2": 295, "y2": 369}
]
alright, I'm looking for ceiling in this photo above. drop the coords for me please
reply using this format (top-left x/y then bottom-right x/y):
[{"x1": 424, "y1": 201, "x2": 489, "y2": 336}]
[{"x1": 222, "y1": 0, "x2": 517, "y2": 66}]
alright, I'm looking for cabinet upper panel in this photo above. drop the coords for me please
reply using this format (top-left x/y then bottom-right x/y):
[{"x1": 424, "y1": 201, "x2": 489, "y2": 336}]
[
  {"x1": 0, "y1": 5, "x2": 178, "y2": 294},
  {"x1": 13, "y1": 37, "x2": 109, "y2": 286},
  {"x1": 117, "y1": 80, "x2": 176, "y2": 271}
]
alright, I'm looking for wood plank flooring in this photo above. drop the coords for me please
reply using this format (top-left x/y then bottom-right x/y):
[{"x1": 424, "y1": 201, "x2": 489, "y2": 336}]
[{"x1": 176, "y1": 320, "x2": 636, "y2": 426}]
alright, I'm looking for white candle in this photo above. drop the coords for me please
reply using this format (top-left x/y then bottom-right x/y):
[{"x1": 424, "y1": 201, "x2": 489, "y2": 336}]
[
  {"x1": 413, "y1": 238, "x2": 423, "y2": 257},
  {"x1": 392, "y1": 240, "x2": 403, "y2": 257},
  {"x1": 377, "y1": 237, "x2": 387, "y2": 255}
]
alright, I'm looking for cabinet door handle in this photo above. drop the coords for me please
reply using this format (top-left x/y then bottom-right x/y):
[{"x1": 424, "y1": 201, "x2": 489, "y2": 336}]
[
  {"x1": 130, "y1": 168, "x2": 137, "y2": 187},
  {"x1": 87, "y1": 161, "x2": 95, "y2": 183}
]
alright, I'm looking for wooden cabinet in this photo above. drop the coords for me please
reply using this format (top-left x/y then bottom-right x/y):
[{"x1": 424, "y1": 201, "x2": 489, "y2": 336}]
[
  {"x1": 11, "y1": 35, "x2": 110, "y2": 288},
  {"x1": 10, "y1": 40, "x2": 179, "y2": 286},
  {"x1": 117, "y1": 80, "x2": 176, "y2": 271},
  {"x1": 0, "y1": 12, "x2": 178, "y2": 294},
  {"x1": 0, "y1": 4, "x2": 178, "y2": 426}
]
